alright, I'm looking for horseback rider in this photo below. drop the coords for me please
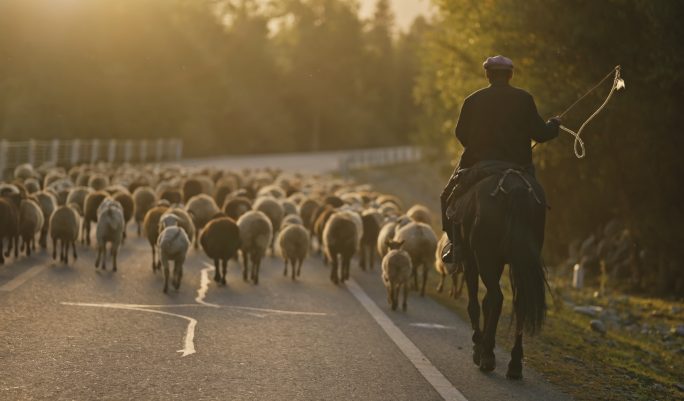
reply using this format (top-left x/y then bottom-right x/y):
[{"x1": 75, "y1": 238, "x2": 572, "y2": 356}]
[{"x1": 440, "y1": 55, "x2": 562, "y2": 264}]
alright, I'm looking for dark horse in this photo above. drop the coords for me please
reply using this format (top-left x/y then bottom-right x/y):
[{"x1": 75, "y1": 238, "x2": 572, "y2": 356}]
[{"x1": 452, "y1": 170, "x2": 548, "y2": 379}]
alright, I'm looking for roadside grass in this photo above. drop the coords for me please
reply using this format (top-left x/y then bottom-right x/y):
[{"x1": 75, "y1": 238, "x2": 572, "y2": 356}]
[{"x1": 351, "y1": 162, "x2": 684, "y2": 401}]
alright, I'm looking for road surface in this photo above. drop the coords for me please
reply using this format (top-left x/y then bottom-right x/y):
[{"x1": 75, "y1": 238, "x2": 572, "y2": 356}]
[{"x1": 0, "y1": 227, "x2": 572, "y2": 400}]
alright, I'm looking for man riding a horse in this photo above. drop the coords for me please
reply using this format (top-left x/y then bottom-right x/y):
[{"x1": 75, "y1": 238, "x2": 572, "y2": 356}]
[{"x1": 440, "y1": 55, "x2": 560, "y2": 379}]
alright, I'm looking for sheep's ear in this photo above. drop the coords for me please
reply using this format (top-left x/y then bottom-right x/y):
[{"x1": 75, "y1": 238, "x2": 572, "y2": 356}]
[
  {"x1": 398, "y1": 240, "x2": 405, "y2": 247},
  {"x1": 384, "y1": 238, "x2": 391, "y2": 246}
]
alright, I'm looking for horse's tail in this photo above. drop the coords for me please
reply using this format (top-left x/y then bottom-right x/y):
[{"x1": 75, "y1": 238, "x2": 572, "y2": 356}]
[{"x1": 503, "y1": 187, "x2": 547, "y2": 336}]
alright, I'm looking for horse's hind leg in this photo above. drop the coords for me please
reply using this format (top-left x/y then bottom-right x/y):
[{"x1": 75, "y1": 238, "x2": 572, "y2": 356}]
[
  {"x1": 464, "y1": 261, "x2": 483, "y2": 366},
  {"x1": 506, "y1": 302, "x2": 526, "y2": 380},
  {"x1": 477, "y1": 255, "x2": 505, "y2": 373}
]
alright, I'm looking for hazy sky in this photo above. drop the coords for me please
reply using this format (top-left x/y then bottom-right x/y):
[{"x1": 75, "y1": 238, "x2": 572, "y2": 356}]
[{"x1": 358, "y1": 0, "x2": 433, "y2": 31}]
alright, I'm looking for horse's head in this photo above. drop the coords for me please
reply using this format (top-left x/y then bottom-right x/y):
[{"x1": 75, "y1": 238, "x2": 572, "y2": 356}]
[{"x1": 385, "y1": 239, "x2": 405, "y2": 251}]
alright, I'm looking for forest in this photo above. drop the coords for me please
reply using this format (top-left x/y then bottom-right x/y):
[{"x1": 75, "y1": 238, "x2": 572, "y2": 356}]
[{"x1": 0, "y1": 0, "x2": 682, "y2": 295}]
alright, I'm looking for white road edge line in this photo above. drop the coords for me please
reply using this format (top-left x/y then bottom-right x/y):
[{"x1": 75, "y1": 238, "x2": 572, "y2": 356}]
[
  {"x1": 345, "y1": 278, "x2": 468, "y2": 401},
  {"x1": 61, "y1": 302, "x2": 197, "y2": 356},
  {"x1": 0, "y1": 265, "x2": 48, "y2": 292}
]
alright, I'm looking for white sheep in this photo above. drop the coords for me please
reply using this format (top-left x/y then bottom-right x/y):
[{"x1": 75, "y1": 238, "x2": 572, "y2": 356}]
[
  {"x1": 276, "y1": 223, "x2": 309, "y2": 280},
  {"x1": 133, "y1": 186, "x2": 157, "y2": 236},
  {"x1": 95, "y1": 205, "x2": 125, "y2": 271},
  {"x1": 32, "y1": 191, "x2": 57, "y2": 248},
  {"x1": 186, "y1": 194, "x2": 219, "y2": 248},
  {"x1": 382, "y1": 239, "x2": 412, "y2": 311},
  {"x1": 157, "y1": 225, "x2": 190, "y2": 293},
  {"x1": 19, "y1": 199, "x2": 44, "y2": 256},
  {"x1": 237, "y1": 211, "x2": 273, "y2": 284},
  {"x1": 393, "y1": 221, "x2": 437, "y2": 296},
  {"x1": 377, "y1": 221, "x2": 398, "y2": 257},
  {"x1": 407, "y1": 204, "x2": 433, "y2": 226}
]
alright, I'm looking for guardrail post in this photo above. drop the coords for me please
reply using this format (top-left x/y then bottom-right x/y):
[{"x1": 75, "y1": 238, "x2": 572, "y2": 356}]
[
  {"x1": 108, "y1": 140, "x2": 116, "y2": 163},
  {"x1": 0, "y1": 140, "x2": 7, "y2": 175},
  {"x1": 51, "y1": 140, "x2": 59, "y2": 165},
  {"x1": 175, "y1": 140, "x2": 183, "y2": 161},
  {"x1": 124, "y1": 140, "x2": 132, "y2": 163},
  {"x1": 91, "y1": 139, "x2": 99, "y2": 164},
  {"x1": 71, "y1": 140, "x2": 80, "y2": 165},
  {"x1": 140, "y1": 140, "x2": 147, "y2": 163},
  {"x1": 156, "y1": 139, "x2": 163, "y2": 162},
  {"x1": 28, "y1": 139, "x2": 36, "y2": 166}
]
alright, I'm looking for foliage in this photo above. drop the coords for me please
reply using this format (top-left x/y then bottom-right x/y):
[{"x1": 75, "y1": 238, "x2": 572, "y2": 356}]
[
  {"x1": 415, "y1": 0, "x2": 684, "y2": 294},
  {"x1": 0, "y1": 0, "x2": 422, "y2": 156}
]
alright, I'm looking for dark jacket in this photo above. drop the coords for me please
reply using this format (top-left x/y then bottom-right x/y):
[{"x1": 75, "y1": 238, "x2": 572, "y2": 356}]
[
  {"x1": 440, "y1": 80, "x2": 558, "y2": 233},
  {"x1": 455, "y1": 81, "x2": 558, "y2": 168}
]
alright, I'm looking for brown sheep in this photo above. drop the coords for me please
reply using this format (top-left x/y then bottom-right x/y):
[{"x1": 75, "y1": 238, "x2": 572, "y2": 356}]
[
  {"x1": 143, "y1": 206, "x2": 169, "y2": 271},
  {"x1": 359, "y1": 211, "x2": 381, "y2": 270},
  {"x1": 394, "y1": 222, "x2": 437, "y2": 297},
  {"x1": 276, "y1": 223, "x2": 309, "y2": 280},
  {"x1": 200, "y1": 216, "x2": 241, "y2": 285},
  {"x1": 298, "y1": 198, "x2": 320, "y2": 231},
  {"x1": 182, "y1": 178, "x2": 204, "y2": 204},
  {"x1": 237, "y1": 211, "x2": 273, "y2": 285},
  {"x1": 82, "y1": 191, "x2": 110, "y2": 245},
  {"x1": 160, "y1": 188, "x2": 183, "y2": 205},
  {"x1": 186, "y1": 194, "x2": 220, "y2": 248},
  {"x1": 19, "y1": 198, "x2": 44, "y2": 256},
  {"x1": 223, "y1": 196, "x2": 252, "y2": 221},
  {"x1": 133, "y1": 187, "x2": 157, "y2": 236},
  {"x1": 213, "y1": 185, "x2": 232, "y2": 211},
  {"x1": 0, "y1": 193, "x2": 22, "y2": 263},
  {"x1": 32, "y1": 191, "x2": 57, "y2": 248},
  {"x1": 113, "y1": 191, "x2": 135, "y2": 242},
  {"x1": 313, "y1": 205, "x2": 336, "y2": 262},
  {"x1": 323, "y1": 212, "x2": 359, "y2": 284},
  {"x1": 50, "y1": 204, "x2": 81, "y2": 264}
]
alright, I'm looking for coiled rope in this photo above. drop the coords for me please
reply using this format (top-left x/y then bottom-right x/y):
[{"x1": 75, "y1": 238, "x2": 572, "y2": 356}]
[{"x1": 533, "y1": 66, "x2": 625, "y2": 158}]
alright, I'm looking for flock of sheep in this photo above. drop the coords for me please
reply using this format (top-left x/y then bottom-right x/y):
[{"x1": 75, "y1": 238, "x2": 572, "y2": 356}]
[{"x1": 0, "y1": 162, "x2": 463, "y2": 310}]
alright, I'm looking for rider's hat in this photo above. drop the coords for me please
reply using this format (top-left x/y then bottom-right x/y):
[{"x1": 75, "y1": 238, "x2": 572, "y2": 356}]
[{"x1": 483, "y1": 55, "x2": 514, "y2": 70}]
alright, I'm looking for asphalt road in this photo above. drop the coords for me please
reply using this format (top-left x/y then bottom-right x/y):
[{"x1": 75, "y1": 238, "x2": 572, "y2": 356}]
[{"x1": 0, "y1": 228, "x2": 573, "y2": 400}]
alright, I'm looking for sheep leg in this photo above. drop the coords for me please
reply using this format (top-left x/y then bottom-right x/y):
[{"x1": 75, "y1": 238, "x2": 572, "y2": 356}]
[
  {"x1": 137, "y1": 221, "x2": 141, "y2": 236},
  {"x1": 402, "y1": 282, "x2": 409, "y2": 312},
  {"x1": 359, "y1": 248, "x2": 367, "y2": 271},
  {"x1": 411, "y1": 264, "x2": 418, "y2": 291},
  {"x1": 3, "y1": 237, "x2": 10, "y2": 257},
  {"x1": 95, "y1": 244, "x2": 102, "y2": 268},
  {"x1": 297, "y1": 258, "x2": 303, "y2": 277},
  {"x1": 290, "y1": 258, "x2": 297, "y2": 280},
  {"x1": 86, "y1": 222, "x2": 91, "y2": 246},
  {"x1": 111, "y1": 241, "x2": 119, "y2": 272},
  {"x1": 26, "y1": 236, "x2": 32, "y2": 256},
  {"x1": 253, "y1": 255, "x2": 260, "y2": 285},
  {"x1": 242, "y1": 251, "x2": 249, "y2": 281},
  {"x1": 161, "y1": 254, "x2": 170, "y2": 293},
  {"x1": 72, "y1": 241, "x2": 78, "y2": 260},
  {"x1": 63, "y1": 241, "x2": 70, "y2": 264},
  {"x1": 32, "y1": 236, "x2": 36, "y2": 251},
  {"x1": 213, "y1": 259, "x2": 221, "y2": 283},
  {"x1": 330, "y1": 255, "x2": 339, "y2": 285},
  {"x1": 369, "y1": 248, "x2": 374, "y2": 270},
  {"x1": 343, "y1": 255, "x2": 351, "y2": 282},
  {"x1": 194, "y1": 231, "x2": 199, "y2": 249},
  {"x1": 386, "y1": 283, "x2": 394, "y2": 308},
  {"x1": 14, "y1": 236, "x2": 19, "y2": 257},
  {"x1": 52, "y1": 238, "x2": 58, "y2": 260},
  {"x1": 221, "y1": 259, "x2": 228, "y2": 286},
  {"x1": 283, "y1": 259, "x2": 288, "y2": 276},
  {"x1": 420, "y1": 264, "x2": 428, "y2": 297},
  {"x1": 122, "y1": 223, "x2": 127, "y2": 244},
  {"x1": 0, "y1": 238, "x2": 4, "y2": 264},
  {"x1": 151, "y1": 246, "x2": 157, "y2": 272},
  {"x1": 173, "y1": 255, "x2": 185, "y2": 290}
]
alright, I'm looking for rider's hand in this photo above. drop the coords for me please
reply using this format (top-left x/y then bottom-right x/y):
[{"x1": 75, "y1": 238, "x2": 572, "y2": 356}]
[{"x1": 551, "y1": 117, "x2": 562, "y2": 126}]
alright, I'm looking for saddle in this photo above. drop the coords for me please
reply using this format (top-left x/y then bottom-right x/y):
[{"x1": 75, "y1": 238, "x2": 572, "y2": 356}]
[{"x1": 445, "y1": 160, "x2": 537, "y2": 223}]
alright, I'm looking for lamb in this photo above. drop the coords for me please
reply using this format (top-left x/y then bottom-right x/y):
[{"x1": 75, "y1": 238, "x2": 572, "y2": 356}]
[
  {"x1": 82, "y1": 191, "x2": 110, "y2": 245},
  {"x1": 435, "y1": 232, "x2": 464, "y2": 299},
  {"x1": 382, "y1": 239, "x2": 412, "y2": 311},
  {"x1": 95, "y1": 203, "x2": 125, "y2": 271},
  {"x1": 393, "y1": 221, "x2": 437, "y2": 296},
  {"x1": 0, "y1": 193, "x2": 22, "y2": 263},
  {"x1": 323, "y1": 212, "x2": 359, "y2": 284},
  {"x1": 143, "y1": 206, "x2": 169, "y2": 271},
  {"x1": 237, "y1": 211, "x2": 273, "y2": 284},
  {"x1": 32, "y1": 191, "x2": 57, "y2": 248},
  {"x1": 186, "y1": 194, "x2": 220, "y2": 248},
  {"x1": 223, "y1": 196, "x2": 252, "y2": 221},
  {"x1": 359, "y1": 210, "x2": 381, "y2": 270},
  {"x1": 276, "y1": 222, "x2": 309, "y2": 280},
  {"x1": 133, "y1": 186, "x2": 157, "y2": 235},
  {"x1": 50, "y1": 204, "x2": 81, "y2": 264},
  {"x1": 66, "y1": 187, "x2": 93, "y2": 214},
  {"x1": 200, "y1": 216, "x2": 241, "y2": 285},
  {"x1": 113, "y1": 191, "x2": 135, "y2": 242},
  {"x1": 19, "y1": 198, "x2": 44, "y2": 256},
  {"x1": 407, "y1": 204, "x2": 433, "y2": 226},
  {"x1": 157, "y1": 223, "x2": 190, "y2": 293}
]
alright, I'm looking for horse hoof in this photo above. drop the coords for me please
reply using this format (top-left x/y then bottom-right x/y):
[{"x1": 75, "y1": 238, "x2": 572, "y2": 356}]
[
  {"x1": 479, "y1": 354, "x2": 496, "y2": 373},
  {"x1": 506, "y1": 369, "x2": 523, "y2": 380},
  {"x1": 472, "y1": 344, "x2": 483, "y2": 366}
]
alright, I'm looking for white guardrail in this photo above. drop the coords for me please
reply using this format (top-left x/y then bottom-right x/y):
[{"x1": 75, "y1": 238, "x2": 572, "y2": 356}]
[
  {"x1": 0, "y1": 138, "x2": 182, "y2": 172},
  {"x1": 338, "y1": 146, "x2": 422, "y2": 177}
]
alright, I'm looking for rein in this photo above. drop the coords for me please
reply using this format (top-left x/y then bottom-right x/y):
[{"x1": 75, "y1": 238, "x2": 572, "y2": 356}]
[{"x1": 532, "y1": 66, "x2": 625, "y2": 158}]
